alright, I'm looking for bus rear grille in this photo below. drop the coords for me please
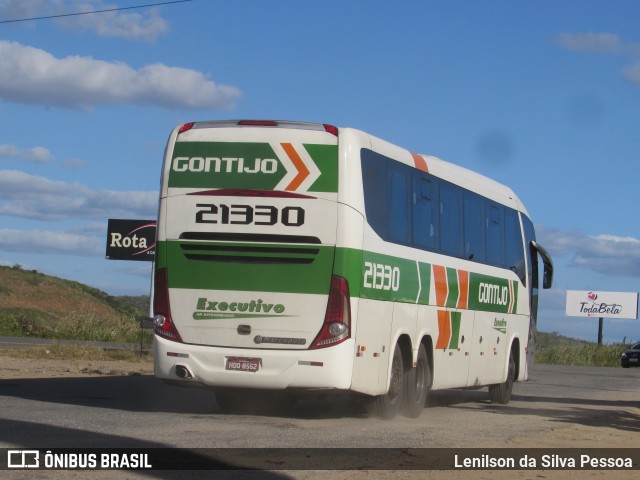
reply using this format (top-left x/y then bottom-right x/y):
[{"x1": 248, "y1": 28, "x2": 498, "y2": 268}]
[{"x1": 178, "y1": 232, "x2": 321, "y2": 264}]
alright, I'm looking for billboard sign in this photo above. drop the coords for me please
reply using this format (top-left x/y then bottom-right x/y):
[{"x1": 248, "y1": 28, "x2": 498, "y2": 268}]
[
  {"x1": 565, "y1": 290, "x2": 638, "y2": 320},
  {"x1": 105, "y1": 219, "x2": 156, "y2": 261}
]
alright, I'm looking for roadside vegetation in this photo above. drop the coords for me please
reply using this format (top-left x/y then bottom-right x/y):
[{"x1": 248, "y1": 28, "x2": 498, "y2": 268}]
[
  {"x1": 536, "y1": 331, "x2": 634, "y2": 367},
  {"x1": 0, "y1": 344, "x2": 152, "y2": 362},
  {"x1": 0, "y1": 264, "x2": 150, "y2": 345}
]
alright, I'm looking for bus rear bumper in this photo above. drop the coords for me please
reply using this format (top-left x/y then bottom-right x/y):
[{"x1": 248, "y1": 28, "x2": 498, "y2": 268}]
[{"x1": 154, "y1": 335, "x2": 354, "y2": 391}]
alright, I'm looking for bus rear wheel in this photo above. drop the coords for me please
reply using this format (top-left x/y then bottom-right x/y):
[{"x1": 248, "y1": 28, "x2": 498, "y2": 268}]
[
  {"x1": 369, "y1": 345, "x2": 404, "y2": 419},
  {"x1": 402, "y1": 344, "x2": 430, "y2": 418},
  {"x1": 489, "y1": 349, "x2": 515, "y2": 404}
]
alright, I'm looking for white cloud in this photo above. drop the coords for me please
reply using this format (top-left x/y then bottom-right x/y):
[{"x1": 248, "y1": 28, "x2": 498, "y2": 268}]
[
  {"x1": 56, "y1": 4, "x2": 168, "y2": 41},
  {"x1": 623, "y1": 63, "x2": 640, "y2": 85},
  {"x1": 555, "y1": 32, "x2": 623, "y2": 54},
  {"x1": 556, "y1": 32, "x2": 640, "y2": 87},
  {"x1": 538, "y1": 227, "x2": 640, "y2": 277},
  {"x1": 0, "y1": 0, "x2": 169, "y2": 41},
  {"x1": 0, "y1": 228, "x2": 102, "y2": 257},
  {"x1": 0, "y1": 170, "x2": 157, "y2": 220},
  {"x1": 0, "y1": 0, "x2": 43, "y2": 20},
  {"x1": 0, "y1": 144, "x2": 54, "y2": 163},
  {"x1": 0, "y1": 41, "x2": 242, "y2": 110}
]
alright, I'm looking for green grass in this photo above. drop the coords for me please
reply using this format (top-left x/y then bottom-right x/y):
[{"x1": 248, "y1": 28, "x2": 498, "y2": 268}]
[
  {"x1": 535, "y1": 331, "x2": 633, "y2": 367},
  {"x1": 535, "y1": 343, "x2": 627, "y2": 367},
  {"x1": 0, "y1": 307, "x2": 148, "y2": 344}
]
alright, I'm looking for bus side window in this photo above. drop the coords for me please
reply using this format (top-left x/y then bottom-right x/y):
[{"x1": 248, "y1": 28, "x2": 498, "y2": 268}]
[
  {"x1": 463, "y1": 191, "x2": 486, "y2": 262},
  {"x1": 361, "y1": 149, "x2": 388, "y2": 240},
  {"x1": 505, "y1": 208, "x2": 526, "y2": 283},
  {"x1": 388, "y1": 166, "x2": 411, "y2": 244},
  {"x1": 413, "y1": 175, "x2": 439, "y2": 250},
  {"x1": 486, "y1": 203, "x2": 505, "y2": 266},
  {"x1": 440, "y1": 182, "x2": 463, "y2": 257}
]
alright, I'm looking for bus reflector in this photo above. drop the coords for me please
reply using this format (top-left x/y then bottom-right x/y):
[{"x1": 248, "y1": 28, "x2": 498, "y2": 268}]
[
  {"x1": 178, "y1": 122, "x2": 195, "y2": 134},
  {"x1": 310, "y1": 276, "x2": 351, "y2": 349},
  {"x1": 167, "y1": 352, "x2": 189, "y2": 358},
  {"x1": 323, "y1": 124, "x2": 339, "y2": 136},
  {"x1": 298, "y1": 361, "x2": 324, "y2": 367},
  {"x1": 153, "y1": 268, "x2": 183, "y2": 343}
]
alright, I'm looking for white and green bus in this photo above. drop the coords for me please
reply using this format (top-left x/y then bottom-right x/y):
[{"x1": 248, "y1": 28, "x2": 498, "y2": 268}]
[{"x1": 152, "y1": 120, "x2": 553, "y2": 418}]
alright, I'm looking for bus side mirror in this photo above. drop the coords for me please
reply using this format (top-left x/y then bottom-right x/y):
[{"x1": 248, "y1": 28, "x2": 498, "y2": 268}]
[
  {"x1": 531, "y1": 241, "x2": 553, "y2": 289},
  {"x1": 542, "y1": 263, "x2": 553, "y2": 289}
]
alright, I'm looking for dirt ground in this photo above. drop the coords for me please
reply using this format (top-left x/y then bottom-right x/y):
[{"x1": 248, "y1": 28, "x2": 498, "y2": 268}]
[
  {"x1": 0, "y1": 353, "x2": 153, "y2": 379},
  {"x1": 1, "y1": 354, "x2": 638, "y2": 479}
]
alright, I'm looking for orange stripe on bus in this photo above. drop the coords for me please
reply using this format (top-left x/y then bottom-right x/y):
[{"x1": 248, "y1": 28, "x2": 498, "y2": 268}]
[
  {"x1": 433, "y1": 265, "x2": 448, "y2": 307},
  {"x1": 411, "y1": 152, "x2": 429, "y2": 173},
  {"x1": 457, "y1": 270, "x2": 469, "y2": 309},
  {"x1": 509, "y1": 280, "x2": 515, "y2": 314},
  {"x1": 436, "y1": 310, "x2": 451, "y2": 349},
  {"x1": 281, "y1": 143, "x2": 310, "y2": 191}
]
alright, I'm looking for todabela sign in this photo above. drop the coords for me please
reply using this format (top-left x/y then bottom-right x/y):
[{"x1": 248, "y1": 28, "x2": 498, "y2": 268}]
[
  {"x1": 565, "y1": 290, "x2": 639, "y2": 320},
  {"x1": 105, "y1": 219, "x2": 156, "y2": 262}
]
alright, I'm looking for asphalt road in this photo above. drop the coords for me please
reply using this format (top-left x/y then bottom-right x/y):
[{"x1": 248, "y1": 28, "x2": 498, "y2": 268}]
[
  {"x1": 0, "y1": 363, "x2": 638, "y2": 448},
  {"x1": 0, "y1": 363, "x2": 638, "y2": 478}
]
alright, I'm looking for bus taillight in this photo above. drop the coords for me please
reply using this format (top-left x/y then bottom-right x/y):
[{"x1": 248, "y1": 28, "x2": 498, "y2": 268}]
[
  {"x1": 310, "y1": 275, "x2": 351, "y2": 349},
  {"x1": 153, "y1": 268, "x2": 183, "y2": 343}
]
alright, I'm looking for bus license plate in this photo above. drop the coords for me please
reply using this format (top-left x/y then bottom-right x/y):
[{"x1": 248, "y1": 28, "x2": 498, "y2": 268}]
[{"x1": 226, "y1": 357, "x2": 261, "y2": 372}]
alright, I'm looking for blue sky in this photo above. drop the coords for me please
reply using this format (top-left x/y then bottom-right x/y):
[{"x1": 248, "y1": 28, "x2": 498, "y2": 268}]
[{"x1": 0, "y1": 0, "x2": 638, "y2": 343}]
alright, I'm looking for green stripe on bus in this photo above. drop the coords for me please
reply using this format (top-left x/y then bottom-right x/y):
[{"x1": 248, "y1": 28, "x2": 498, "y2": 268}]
[
  {"x1": 360, "y1": 250, "x2": 420, "y2": 303},
  {"x1": 304, "y1": 144, "x2": 338, "y2": 192},
  {"x1": 446, "y1": 267, "x2": 459, "y2": 309},
  {"x1": 168, "y1": 142, "x2": 338, "y2": 192},
  {"x1": 448, "y1": 311, "x2": 462, "y2": 349},
  {"x1": 332, "y1": 247, "x2": 363, "y2": 298},
  {"x1": 157, "y1": 240, "x2": 334, "y2": 294},
  {"x1": 468, "y1": 273, "x2": 518, "y2": 314},
  {"x1": 417, "y1": 262, "x2": 431, "y2": 304},
  {"x1": 158, "y1": 241, "x2": 519, "y2": 314},
  {"x1": 169, "y1": 142, "x2": 284, "y2": 190}
]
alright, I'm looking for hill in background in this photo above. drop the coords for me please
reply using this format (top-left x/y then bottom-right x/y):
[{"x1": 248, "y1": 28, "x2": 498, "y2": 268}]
[{"x1": 0, "y1": 265, "x2": 149, "y2": 343}]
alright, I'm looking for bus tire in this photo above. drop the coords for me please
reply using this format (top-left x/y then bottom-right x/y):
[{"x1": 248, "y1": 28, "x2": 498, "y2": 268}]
[
  {"x1": 402, "y1": 344, "x2": 430, "y2": 418},
  {"x1": 369, "y1": 345, "x2": 404, "y2": 419},
  {"x1": 489, "y1": 349, "x2": 515, "y2": 404}
]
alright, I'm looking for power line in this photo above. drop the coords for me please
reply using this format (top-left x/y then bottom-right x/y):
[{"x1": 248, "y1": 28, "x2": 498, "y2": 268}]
[{"x1": 0, "y1": 0, "x2": 193, "y2": 24}]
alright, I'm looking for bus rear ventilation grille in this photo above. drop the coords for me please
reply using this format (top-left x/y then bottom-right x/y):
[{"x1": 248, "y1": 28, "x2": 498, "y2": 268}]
[
  {"x1": 179, "y1": 243, "x2": 319, "y2": 264},
  {"x1": 180, "y1": 233, "x2": 320, "y2": 264},
  {"x1": 179, "y1": 232, "x2": 322, "y2": 244}
]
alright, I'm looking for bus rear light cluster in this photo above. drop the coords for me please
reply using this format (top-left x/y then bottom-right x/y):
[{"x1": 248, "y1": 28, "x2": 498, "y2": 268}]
[
  {"x1": 237, "y1": 120, "x2": 278, "y2": 127},
  {"x1": 310, "y1": 275, "x2": 351, "y2": 349},
  {"x1": 177, "y1": 120, "x2": 339, "y2": 137},
  {"x1": 153, "y1": 268, "x2": 183, "y2": 343}
]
